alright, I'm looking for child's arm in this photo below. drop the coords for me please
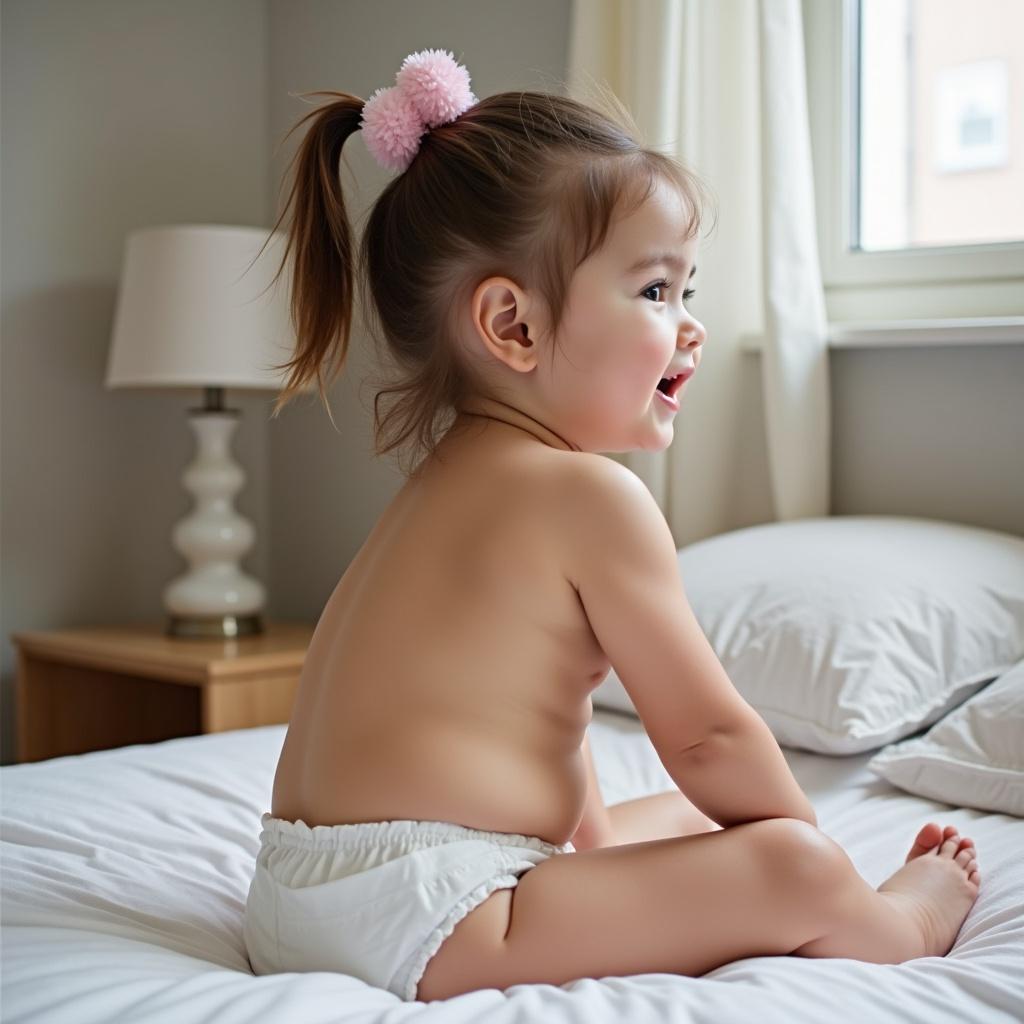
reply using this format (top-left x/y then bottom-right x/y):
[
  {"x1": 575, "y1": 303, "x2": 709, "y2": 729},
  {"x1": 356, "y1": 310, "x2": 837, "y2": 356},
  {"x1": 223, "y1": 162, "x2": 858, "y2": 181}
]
[
  {"x1": 572, "y1": 731, "x2": 722, "y2": 850},
  {"x1": 663, "y1": 713, "x2": 818, "y2": 829},
  {"x1": 563, "y1": 455, "x2": 817, "y2": 830}
]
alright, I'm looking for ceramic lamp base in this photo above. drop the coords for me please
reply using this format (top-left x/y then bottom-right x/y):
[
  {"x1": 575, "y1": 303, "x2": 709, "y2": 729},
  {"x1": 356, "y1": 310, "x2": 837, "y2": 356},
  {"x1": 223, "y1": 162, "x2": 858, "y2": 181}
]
[{"x1": 163, "y1": 402, "x2": 267, "y2": 639}]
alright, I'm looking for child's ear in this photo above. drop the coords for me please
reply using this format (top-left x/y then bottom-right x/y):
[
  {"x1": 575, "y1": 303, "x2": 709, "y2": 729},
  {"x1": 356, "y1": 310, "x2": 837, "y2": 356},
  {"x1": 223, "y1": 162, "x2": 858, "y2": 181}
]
[{"x1": 470, "y1": 277, "x2": 540, "y2": 373}]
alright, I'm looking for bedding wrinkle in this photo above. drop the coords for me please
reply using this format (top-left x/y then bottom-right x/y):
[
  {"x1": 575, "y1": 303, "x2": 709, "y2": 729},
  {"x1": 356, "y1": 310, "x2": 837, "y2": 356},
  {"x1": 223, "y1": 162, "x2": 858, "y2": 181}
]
[{"x1": 3, "y1": 711, "x2": 1024, "y2": 1021}]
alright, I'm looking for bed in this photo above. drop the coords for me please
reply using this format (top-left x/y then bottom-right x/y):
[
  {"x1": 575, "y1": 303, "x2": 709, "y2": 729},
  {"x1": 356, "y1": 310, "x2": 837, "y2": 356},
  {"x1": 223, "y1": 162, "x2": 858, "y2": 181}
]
[
  {"x1": 0, "y1": 707, "x2": 1021, "y2": 1023},
  {"x1": 4, "y1": 515, "x2": 1024, "y2": 1022}
]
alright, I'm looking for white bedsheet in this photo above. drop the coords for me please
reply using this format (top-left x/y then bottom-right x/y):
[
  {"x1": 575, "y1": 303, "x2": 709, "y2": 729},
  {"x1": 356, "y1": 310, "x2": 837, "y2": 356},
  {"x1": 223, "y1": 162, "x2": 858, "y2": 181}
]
[{"x1": 2, "y1": 709, "x2": 1022, "y2": 1023}]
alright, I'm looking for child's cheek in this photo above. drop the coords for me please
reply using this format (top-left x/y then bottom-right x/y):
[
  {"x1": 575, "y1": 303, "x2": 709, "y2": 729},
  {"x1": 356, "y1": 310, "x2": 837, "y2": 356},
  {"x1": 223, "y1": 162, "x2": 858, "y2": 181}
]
[{"x1": 636, "y1": 329, "x2": 668, "y2": 376}]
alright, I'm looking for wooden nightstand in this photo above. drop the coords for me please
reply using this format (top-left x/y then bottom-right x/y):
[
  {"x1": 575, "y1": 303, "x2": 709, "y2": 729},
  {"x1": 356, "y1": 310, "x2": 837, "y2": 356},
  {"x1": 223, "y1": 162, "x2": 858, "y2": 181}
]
[{"x1": 12, "y1": 621, "x2": 315, "y2": 763}]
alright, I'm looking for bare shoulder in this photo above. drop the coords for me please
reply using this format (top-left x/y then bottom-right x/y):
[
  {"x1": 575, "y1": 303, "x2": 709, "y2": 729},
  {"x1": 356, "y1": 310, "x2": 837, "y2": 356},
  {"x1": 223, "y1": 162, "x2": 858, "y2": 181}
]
[
  {"x1": 555, "y1": 452, "x2": 655, "y2": 502},
  {"x1": 549, "y1": 453, "x2": 674, "y2": 583}
]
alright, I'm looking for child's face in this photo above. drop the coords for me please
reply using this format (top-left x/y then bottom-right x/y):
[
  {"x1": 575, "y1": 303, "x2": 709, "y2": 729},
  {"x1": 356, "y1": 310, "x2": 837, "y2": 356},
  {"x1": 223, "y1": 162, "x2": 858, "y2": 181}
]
[{"x1": 543, "y1": 179, "x2": 705, "y2": 454}]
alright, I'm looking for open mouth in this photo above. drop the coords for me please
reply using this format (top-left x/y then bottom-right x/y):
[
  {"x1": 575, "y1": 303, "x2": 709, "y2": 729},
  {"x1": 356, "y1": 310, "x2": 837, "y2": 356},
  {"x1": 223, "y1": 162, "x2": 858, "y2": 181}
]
[{"x1": 655, "y1": 370, "x2": 692, "y2": 399}]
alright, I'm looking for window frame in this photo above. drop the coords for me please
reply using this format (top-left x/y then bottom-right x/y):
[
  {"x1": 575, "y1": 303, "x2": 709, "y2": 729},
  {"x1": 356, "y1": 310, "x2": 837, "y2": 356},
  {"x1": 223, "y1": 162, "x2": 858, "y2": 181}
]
[{"x1": 805, "y1": 0, "x2": 1024, "y2": 293}]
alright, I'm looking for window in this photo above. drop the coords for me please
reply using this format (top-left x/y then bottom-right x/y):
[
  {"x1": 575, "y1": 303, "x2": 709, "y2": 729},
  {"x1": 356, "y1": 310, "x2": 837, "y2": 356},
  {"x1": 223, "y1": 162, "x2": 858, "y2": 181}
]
[
  {"x1": 804, "y1": 0, "x2": 1024, "y2": 316},
  {"x1": 858, "y1": 0, "x2": 1021, "y2": 252}
]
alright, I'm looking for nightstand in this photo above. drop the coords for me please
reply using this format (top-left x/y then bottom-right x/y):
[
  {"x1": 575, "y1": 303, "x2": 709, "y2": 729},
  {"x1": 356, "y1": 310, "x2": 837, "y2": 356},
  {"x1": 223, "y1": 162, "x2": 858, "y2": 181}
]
[{"x1": 12, "y1": 621, "x2": 315, "y2": 763}]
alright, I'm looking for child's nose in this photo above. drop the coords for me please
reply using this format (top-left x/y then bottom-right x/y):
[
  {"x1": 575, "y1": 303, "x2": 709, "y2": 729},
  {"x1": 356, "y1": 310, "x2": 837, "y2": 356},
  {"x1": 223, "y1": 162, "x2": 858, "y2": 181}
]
[{"x1": 679, "y1": 320, "x2": 706, "y2": 353}]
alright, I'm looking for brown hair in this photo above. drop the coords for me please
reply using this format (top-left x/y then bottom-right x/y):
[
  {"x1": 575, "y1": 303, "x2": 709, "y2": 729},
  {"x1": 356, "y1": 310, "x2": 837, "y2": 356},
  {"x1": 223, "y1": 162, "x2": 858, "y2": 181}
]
[{"x1": 261, "y1": 79, "x2": 716, "y2": 476}]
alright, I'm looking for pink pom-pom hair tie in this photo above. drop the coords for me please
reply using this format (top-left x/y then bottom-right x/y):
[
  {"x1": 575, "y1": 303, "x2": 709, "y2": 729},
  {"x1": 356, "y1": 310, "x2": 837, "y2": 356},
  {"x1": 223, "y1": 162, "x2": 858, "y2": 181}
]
[{"x1": 360, "y1": 48, "x2": 477, "y2": 174}]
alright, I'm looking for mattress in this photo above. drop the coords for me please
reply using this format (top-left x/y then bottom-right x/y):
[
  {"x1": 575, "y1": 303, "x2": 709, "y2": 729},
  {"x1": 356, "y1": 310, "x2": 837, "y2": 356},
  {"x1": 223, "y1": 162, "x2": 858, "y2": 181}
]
[{"x1": 2, "y1": 708, "x2": 1022, "y2": 1023}]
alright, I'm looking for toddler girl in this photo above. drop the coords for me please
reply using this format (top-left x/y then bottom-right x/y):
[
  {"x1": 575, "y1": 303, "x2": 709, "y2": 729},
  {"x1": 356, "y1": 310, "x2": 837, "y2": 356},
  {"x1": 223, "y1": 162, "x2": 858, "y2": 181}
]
[{"x1": 243, "y1": 48, "x2": 980, "y2": 1003}]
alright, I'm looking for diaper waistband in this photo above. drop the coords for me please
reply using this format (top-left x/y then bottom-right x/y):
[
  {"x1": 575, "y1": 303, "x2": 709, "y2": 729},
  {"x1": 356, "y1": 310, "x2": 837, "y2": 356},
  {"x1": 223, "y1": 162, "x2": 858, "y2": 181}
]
[{"x1": 258, "y1": 812, "x2": 574, "y2": 856}]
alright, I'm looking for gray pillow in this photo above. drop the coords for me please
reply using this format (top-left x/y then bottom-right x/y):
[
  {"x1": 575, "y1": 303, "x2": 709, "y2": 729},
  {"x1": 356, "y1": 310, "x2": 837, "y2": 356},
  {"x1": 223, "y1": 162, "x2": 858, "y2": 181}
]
[
  {"x1": 592, "y1": 516, "x2": 1024, "y2": 754},
  {"x1": 868, "y1": 659, "x2": 1024, "y2": 816}
]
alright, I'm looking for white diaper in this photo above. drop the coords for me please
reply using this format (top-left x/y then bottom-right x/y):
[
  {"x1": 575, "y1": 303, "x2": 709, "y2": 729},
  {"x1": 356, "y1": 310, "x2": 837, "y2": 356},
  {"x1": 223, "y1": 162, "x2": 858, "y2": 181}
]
[{"x1": 243, "y1": 812, "x2": 575, "y2": 1001}]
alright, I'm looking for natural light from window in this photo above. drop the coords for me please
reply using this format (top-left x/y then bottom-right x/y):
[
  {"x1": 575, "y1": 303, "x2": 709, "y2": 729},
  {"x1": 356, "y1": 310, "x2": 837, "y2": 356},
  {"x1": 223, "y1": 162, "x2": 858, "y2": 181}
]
[{"x1": 857, "y1": 0, "x2": 1023, "y2": 252}]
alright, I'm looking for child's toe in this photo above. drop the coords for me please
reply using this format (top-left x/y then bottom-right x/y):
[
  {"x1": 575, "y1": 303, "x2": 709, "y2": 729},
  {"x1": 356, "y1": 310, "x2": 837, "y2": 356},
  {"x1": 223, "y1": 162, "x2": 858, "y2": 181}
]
[
  {"x1": 906, "y1": 822, "x2": 943, "y2": 861},
  {"x1": 938, "y1": 837, "x2": 960, "y2": 857}
]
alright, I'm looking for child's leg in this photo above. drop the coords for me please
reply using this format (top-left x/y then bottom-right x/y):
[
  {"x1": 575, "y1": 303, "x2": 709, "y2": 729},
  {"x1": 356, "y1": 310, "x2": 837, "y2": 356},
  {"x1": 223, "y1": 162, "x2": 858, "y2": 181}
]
[
  {"x1": 417, "y1": 818, "x2": 977, "y2": 1001},
  {"x1": 791, "y1": 827, "x2": 978, "y2": 960},
  {"x1": 607, "y1": 789, "x2": 720, "y2": 845}
]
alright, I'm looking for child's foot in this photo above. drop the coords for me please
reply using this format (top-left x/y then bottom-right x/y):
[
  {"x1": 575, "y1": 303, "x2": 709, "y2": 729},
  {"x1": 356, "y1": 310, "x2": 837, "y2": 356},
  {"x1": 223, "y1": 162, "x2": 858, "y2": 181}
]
[
  {"x1": 903, "y1": 822, "x2": 974, "y2": 863},
  {"x1": 877, "y1": 824, "x2": 980, "y2": 958}
]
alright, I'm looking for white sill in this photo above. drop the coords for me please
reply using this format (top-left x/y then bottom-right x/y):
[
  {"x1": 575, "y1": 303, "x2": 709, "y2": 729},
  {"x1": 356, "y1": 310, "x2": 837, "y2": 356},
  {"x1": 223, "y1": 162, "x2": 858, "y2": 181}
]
[{"x1": 740, "y1": 316, "x2": 1024, "y2": 352}]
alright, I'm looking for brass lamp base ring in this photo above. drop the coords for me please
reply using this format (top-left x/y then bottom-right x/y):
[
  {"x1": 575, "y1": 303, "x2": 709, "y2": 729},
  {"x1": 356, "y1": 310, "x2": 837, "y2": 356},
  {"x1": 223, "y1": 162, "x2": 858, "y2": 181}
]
[{"x1": 166, "y1": 614, "x2": 263, "y2": 639}]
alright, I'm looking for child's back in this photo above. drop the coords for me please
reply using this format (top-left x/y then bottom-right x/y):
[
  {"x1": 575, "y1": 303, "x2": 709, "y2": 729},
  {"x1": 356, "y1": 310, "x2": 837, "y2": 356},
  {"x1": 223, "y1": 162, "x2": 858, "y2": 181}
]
[{"x1": 271, "y1": 410, "x2": 609, "y2": 843}]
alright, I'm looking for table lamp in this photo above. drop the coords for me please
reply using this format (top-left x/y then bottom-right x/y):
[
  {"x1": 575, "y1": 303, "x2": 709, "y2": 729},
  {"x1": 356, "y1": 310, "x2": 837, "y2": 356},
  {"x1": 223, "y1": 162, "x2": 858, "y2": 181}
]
[{"x1": 105, "y1": 224, "x2": 298, "y2": 639}]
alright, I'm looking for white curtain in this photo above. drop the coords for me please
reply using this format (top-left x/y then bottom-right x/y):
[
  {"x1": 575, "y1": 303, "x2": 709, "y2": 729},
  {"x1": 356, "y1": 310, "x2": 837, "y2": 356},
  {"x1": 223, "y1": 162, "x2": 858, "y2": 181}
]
[{"x1": 567, "y1": 0, "x2": 831, "y2": 542}]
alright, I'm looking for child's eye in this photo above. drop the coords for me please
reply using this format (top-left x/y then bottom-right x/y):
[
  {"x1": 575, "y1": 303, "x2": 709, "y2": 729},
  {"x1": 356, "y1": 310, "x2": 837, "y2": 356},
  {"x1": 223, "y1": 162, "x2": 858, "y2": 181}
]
[
  {"x1": 642, "y1": 280, "x2": 697, "y2": 303},
  {"x1": 642, "y1": 279, "x2": 672, "y2": 302}
]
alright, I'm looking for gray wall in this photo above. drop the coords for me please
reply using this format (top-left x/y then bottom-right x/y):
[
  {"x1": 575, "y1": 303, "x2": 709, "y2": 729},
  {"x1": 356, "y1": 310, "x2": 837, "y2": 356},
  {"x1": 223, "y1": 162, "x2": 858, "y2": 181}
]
[
  {"x1": 2, "y1": 0, "x2": 1021, "y2": 766},
  {"x1": 827, "y1": 343, "x2": 1023, "y2": 528},
  {"x1": 0, "y1": 0, "x2": 274, "y2": 764}
]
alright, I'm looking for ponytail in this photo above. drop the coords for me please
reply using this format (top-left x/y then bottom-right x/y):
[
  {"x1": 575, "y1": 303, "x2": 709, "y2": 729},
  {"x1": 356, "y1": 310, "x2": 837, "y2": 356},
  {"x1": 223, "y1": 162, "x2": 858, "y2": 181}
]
[{"x1": 263, "y1": 91, "x2": 364, "y2": 428}]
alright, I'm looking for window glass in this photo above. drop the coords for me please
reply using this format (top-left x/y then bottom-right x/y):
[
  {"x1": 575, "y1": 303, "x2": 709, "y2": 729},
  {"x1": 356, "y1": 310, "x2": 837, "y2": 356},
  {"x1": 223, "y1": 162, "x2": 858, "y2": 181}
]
[{"x1": 858, "y1": 0, "x2": 1023, "y2": 252}]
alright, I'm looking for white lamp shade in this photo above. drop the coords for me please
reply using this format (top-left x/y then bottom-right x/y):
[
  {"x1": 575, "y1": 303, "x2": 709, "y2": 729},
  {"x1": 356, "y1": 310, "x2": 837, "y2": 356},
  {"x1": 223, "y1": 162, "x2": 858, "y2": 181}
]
[{"x1": 105, "y1": 224, "x2": 298, "y2": 391}]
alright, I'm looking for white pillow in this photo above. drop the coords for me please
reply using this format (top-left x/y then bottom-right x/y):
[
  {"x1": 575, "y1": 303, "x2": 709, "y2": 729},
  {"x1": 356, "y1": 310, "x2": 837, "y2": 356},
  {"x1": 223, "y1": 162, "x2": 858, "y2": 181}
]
[
  {"x1": 591, "y1": 516, "x2": 1024, "y2": 754},
  {"x1": 867, "y1": 659, "x2": 1024, "y2": 816}
]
